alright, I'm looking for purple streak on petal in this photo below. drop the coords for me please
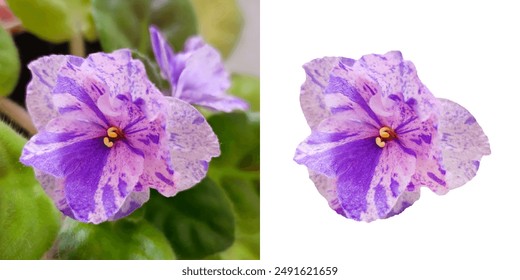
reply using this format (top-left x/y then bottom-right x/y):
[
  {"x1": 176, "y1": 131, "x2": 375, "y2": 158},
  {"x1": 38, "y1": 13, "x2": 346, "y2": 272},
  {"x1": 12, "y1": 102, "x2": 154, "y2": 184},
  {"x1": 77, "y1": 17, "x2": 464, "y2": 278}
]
[
  {"x1": 165, "y1": 97, "x2": 220, "y2": 191},
  {"x1": 464, "y1": 117, "x2": 476, "y2": 125},
  {"x1": 62, "y1": 139, "x2": 110, "y2": 223},
  {"x1": 427, "y1": 172, "x2": 446, "y2": 186},
  {"x1": 390, "y1": 178, "x2": 400, "y2": 197},
  {"x1": 437, "y1": 98, "x2": 490, "y2": 190},
  {"x1": 20, "y1": 119, "x2": 104, "y2": 177},
  {"x1": 83, "y1": 141, "x2": 144, "y2": 223},
  {"x1": 101, "y1": 184, "x2": 117, "y2": 216},
  {"x1": 374, "y1": 184, "x2": 389, "y2": 217},
  {"x1": 325, "y1": 76, "x2": 382, "y2": 126},
  {"x1": 192, "y1": 116, "x2": 205, "y2": 125},
  {"x1": 117, "y1": 178, "x2": 128, "y2": 198},
  {"x1": 155, "y1": 172, "x2": 174, "y2": 185},
  {"x1": 53, "y1": 75, "x2": 109, "y2": 126},
  {"x1": 150, "y1": 25, "x2": 177, "y2": 85},
  {"x1": 335, "y1": 138, "x2": 382, "y2": 220}
]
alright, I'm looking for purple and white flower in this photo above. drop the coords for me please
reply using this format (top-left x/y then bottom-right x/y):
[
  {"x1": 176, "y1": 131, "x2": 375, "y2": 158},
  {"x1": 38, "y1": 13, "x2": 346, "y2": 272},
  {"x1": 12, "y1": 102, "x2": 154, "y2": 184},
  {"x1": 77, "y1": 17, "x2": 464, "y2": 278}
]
[
  {"x1": 20, "y1": 49, "x2": 220, "y2": 224},
  {"x1": 149, "y1": 25, "x2": 248, "y2": 112},
  {"x1": 294, "y1": 51, "x2": 490, "y2": 222}
]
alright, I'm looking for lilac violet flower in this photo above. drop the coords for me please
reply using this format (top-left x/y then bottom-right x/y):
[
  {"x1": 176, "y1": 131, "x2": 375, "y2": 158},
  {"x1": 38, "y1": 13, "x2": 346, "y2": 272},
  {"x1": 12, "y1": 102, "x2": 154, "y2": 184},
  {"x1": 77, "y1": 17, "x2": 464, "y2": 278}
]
[
  {"x1": 149, "y1": 26, "x2": 249, "y2": 112},
  {"x1": 294, "y1": 51, "x2": 490, "y2": 222},
  {"x1": 20, "y1": 49, "x2": 220, "y2": 224}
]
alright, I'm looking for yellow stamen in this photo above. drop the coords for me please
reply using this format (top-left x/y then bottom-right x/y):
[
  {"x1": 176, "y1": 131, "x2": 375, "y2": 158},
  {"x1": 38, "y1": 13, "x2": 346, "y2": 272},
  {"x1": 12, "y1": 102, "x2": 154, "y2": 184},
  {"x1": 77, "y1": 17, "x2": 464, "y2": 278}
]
[
  {"x1": 375, "y1": 137, "x2": 386, "y2": 148},
  {"x1": 379, "y1": 127, "x2": 391, "y2": 138},
  {"x1": 103, "y1": 137, "x2": 114, "y2": 148},
  {"x1": 107, "y1": 127, "x2": 119, "y2": 139}
]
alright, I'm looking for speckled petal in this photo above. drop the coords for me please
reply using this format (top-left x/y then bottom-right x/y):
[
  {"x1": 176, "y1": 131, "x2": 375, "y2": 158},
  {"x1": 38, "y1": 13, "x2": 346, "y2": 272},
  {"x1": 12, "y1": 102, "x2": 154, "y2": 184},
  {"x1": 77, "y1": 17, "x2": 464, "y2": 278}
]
[
  {"x1": 64, "y1": 49, "x2": 165, "y2": 121},
  {"x1": 109, "y1": 189, "x2": 150, "y2": 221},
  {"x1": 150, "y1": 25, "x2": 178, "y2": 85},
  {"x1": 65, "y1": 139, "x2": 144, "y2": 224},
  {"x1": 384, "y1": 188, "x2": 421, "y2": 218},
  {"x1": 438, "y1": 98, "x2": 490, "y2": 189},
  {"x1": 20, "y1": 117, "x2": 104, "y2": 177},
  {"x1": 165, "y1": 97, "x2": 220, "y2": 191},
  {"x1": 355, "y1": 51, "x2": 437, "y2": 121},
  {"x1": 34, "y1": 170, "x2": 73, "y2": 217},
  {"x1": 294, "y1": 111, "x2": 377, "y2": 176},
  {"x1": 126, "y1": 112, "x2": 176, "y2": 197},
  {"x1": 175, "y1": 37, "x2": 248, "y2": 112},
  {"x1": 334, "y1": 138, "x2": 416, "y2": 221},
  {"x1": 26, "y1": 55, "x2": 66, "y2": 130},
  {"x1": 300, "y1": 57, "x2": 339, "y2": 129}
]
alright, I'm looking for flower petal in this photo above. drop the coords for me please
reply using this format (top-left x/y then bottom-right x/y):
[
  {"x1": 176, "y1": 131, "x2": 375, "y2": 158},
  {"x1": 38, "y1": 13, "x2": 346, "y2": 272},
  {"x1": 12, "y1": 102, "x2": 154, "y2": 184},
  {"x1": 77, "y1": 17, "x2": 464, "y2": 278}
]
[
  {"x1": 34, "y1": 170, "x2": 74, "y2": 218},
  {"x1": 109, "y1": 188, "x2": 150, "y2": 221},
  {"x1": 64, "y1": 139, "x2": 145, "y2": 223},
  {"x1": 165, "y1": 97, "x2": 220, "y2": 191},
  {"x1": 300, "y1": 57, "x2": 339, "y2": 129},
  {"x1": 384, "y1": 188, "x2": 421, "y2": 218},
  {"x1": 294, "y1": 112, "x2": 377, "y2": 176},
  {"x1": 175, "y1": 37, "x2": 248, "y2": 112},
  {"x1": 309, "y1": 169, "x2": 421, "y2": 220},
  {"x1": 335, "y1": 139, "x2": 416, "y2": 221},
  {"x1": 355, "y1": 51, "x2": 437, "y2": 120},
  {"x1": 20, "y1": 117, "x2": 104, "y2": 177},
  {"x1": 125, "y1": 112, "x2": 176, "y2": 197},
  {"x1": 26, "y1": 55, "x2": 66, "y2": 130},
  {"x1": 438, "y1": 98, "x2": 491, "y2": 189},
  {"x1": 308, "y1": 171, "x2": 345, "y2": 216},
  {"x1": 149, "y1": 25, "x2": 177, "y2": 84}
]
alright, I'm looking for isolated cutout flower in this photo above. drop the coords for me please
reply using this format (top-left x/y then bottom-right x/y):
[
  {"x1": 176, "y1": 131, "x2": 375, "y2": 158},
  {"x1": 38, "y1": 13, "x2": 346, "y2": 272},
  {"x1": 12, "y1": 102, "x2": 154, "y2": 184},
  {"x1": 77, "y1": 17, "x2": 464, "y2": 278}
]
[
  {"x1": 294, "y1": 52, "x2": 490, "y2": 222},
  {"x1": 149, "y1": 26, "x2": 248, "y2": 112},
  {"x1": 20, "y1": 49, "x2": 220, "y2": 223}
]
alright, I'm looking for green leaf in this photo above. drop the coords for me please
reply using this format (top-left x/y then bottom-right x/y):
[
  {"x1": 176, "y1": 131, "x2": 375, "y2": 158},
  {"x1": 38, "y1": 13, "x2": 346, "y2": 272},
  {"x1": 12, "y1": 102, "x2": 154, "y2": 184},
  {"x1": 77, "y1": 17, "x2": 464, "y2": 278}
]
[
  {"x1": 57, "y1": 217, "x2": 175, "y2": 260},
  {"x1": 0, "y1": 122, "x2": 61, "y2": 259},
  {"x1": 190, "y1": 0, "x2": 243, "y2": 58},
  {"x1": 0, "y1": 27, "x2": 20, "y2": 97},
  {"x1": 229, "y1": 74, "x2": 260, "y2": 112},
  {"x1": 207, "y1": 112, "x2": 260, "y2": 259},
  {"x1": 145, "y1": 178, "x2": 235, "y2": 259},
  {"x1": 6, "y1": 0, "x2": 96, "y2": 43},
  {"x1": 92, "y1": 0, "x2": 197, "y2": 58}
]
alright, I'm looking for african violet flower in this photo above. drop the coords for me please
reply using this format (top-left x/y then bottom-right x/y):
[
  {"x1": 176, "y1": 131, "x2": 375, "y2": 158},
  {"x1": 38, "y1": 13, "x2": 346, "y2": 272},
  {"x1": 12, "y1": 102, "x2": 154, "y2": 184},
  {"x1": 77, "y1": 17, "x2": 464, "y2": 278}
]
[
  {"x1": 294, "y1": 51, "x2": 490, "y2": 222},
  {"x1": 149, "y1": 26, "x2": 248, "y2": 112},
  {"x1": 20, "y1": 49, "x2": 220, "y2": 224}
]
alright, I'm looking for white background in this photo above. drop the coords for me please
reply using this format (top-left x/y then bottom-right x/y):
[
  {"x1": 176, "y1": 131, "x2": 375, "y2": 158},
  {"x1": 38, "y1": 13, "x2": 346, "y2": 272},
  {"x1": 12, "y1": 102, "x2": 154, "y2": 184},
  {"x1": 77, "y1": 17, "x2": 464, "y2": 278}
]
[{"x1": 261, "y1": 0, "x2": 520, "y2": 279}]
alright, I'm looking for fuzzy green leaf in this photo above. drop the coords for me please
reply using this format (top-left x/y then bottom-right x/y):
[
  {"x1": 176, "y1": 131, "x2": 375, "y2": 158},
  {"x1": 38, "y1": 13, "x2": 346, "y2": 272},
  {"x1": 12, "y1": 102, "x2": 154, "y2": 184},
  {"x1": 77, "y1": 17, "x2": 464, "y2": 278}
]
[
  {"x1": 0, "y1": 27, "x2": 20, "y2": 96},
  {"x1": 57, "y1": 217, "x2": 175, "y2": 260},
  {"x1": 0, "y1": 122, "x2": 61, "y2": 259}
]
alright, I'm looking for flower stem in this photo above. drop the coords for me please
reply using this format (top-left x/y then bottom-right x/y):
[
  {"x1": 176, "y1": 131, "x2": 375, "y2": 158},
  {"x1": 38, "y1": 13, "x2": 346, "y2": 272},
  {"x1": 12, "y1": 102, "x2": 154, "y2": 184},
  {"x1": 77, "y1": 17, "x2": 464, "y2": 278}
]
[
  {"x1": 0, "y1": 97, "x2": 36, "y2": 135},
  {"x1": 69, "y1": 33, "x2": 85, "y2": 57}
]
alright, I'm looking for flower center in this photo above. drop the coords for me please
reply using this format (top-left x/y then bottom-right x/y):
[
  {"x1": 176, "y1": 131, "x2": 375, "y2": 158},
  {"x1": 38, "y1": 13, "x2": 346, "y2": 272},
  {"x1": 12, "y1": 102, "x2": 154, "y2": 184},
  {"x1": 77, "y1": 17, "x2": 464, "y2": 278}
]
[
  {"x1": 375, "y1": 126, "x2": 397, "y2": 148},
  {"x1": 103, "y1": 126, "x2": 124, "y2": 148}
]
